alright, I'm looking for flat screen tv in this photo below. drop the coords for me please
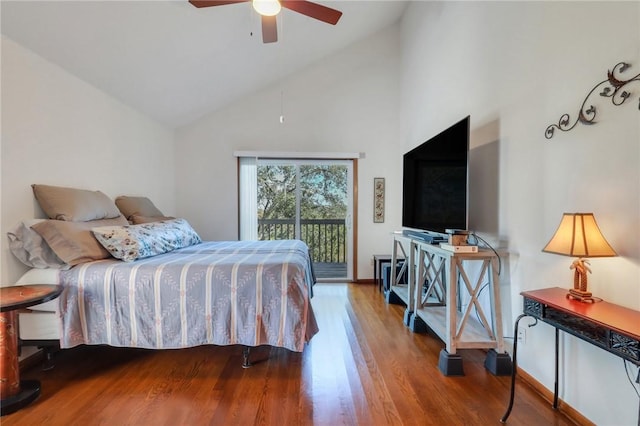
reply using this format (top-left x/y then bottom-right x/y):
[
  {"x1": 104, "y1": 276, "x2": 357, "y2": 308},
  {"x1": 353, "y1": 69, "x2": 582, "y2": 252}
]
[{"x1": 402, "y1": 116, "x2": 470, "y2": 234}]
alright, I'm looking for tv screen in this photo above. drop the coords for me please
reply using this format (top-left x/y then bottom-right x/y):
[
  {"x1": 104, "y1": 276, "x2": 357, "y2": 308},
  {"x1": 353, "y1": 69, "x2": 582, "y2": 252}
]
[{"x1": 402, "y1": 116, "x2": 470, "y2": 234}]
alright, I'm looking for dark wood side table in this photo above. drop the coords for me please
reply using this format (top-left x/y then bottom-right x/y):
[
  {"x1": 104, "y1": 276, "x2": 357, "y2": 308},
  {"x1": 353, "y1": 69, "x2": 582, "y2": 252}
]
[
  {"x1": 1, "y1": 284, "x2": 62, "y2": 416},
  {"x1": 373, "y1": 254, "x2": 392, "y2": 291},
  {"x1": 501, "y1": 287, "x2": 640, "y2": 423},
  {"x1": 373, "y1": 254, "x2": 404, "y2": 292}
]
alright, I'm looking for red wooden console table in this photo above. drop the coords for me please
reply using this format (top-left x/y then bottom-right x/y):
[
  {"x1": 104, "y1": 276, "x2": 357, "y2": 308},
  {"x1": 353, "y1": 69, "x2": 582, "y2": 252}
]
[{"x1": 501, "y1": 287, "x2": 640, "y2": 423}]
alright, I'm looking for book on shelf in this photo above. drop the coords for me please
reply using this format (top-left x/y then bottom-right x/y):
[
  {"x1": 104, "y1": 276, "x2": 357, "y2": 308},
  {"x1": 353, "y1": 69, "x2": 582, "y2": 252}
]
[{"x1": 439, "y1": 243, "x2": 478, "y2": 253}]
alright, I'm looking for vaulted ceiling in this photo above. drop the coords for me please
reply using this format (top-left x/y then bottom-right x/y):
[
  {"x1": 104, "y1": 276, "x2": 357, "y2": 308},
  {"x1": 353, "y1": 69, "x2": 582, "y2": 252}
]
[{"x1": 1, "y1": 1, "x2": 407, "y2": 128}]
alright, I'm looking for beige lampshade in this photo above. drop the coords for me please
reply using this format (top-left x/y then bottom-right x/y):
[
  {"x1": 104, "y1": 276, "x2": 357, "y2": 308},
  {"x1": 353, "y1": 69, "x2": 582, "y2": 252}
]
[{"x1": 542, "y1": 213, "x2": 617, "y2": 257}]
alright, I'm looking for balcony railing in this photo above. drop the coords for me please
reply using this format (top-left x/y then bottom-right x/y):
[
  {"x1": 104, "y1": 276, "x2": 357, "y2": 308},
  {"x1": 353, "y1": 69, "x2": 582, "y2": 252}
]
[{"x1": 258, "y1": 219, "x2": 346, "y2": 264}]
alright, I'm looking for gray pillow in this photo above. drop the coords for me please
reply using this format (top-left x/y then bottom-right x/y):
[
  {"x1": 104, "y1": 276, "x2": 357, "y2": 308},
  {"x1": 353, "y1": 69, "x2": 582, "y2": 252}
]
[{"x1": 7, "y1": 219, "x2": 68, "y2": 269}]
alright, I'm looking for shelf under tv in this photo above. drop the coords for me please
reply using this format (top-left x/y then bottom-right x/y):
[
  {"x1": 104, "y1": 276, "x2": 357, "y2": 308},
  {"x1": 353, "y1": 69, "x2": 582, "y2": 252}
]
[{"x1": 387, "y1": 233, "x2": 511, "y2": 376}]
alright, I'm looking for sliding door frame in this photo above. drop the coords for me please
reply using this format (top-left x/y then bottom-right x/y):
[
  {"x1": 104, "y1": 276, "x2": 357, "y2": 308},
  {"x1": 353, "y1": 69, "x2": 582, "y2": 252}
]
[{"x1": 235, "y1": 151, "x2": 359, "y2": 282}]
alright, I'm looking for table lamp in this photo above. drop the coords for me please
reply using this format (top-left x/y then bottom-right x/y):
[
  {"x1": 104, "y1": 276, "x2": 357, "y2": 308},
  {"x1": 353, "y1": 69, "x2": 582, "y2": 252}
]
[{"x1": 542, "y1": 213, "x2": 617, "y2": 302}]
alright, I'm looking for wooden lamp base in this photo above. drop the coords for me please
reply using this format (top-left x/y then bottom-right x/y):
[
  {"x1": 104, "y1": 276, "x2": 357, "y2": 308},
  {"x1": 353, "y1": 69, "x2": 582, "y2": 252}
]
[
  {"x1": 567, "y1": 288, "x2": 595, "y2": 303},
  {"x1": 566, "y1": 260, "x2": 597, "y2": 303}
]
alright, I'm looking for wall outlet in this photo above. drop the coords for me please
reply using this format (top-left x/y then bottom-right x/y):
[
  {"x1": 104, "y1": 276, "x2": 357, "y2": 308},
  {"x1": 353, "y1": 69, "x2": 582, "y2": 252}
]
[{"x1": 517, "y1": 328, "x2": 526, "y2": 344}]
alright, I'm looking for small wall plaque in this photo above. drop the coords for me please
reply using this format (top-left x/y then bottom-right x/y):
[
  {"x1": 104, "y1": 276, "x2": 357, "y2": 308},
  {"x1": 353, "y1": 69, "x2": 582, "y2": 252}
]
[{"x1": 374, "y1": 177, "x2": 385, "y2": 223}]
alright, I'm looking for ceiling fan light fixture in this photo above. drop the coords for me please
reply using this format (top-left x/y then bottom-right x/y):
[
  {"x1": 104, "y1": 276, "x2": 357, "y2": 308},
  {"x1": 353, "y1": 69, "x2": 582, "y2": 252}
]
[{"x1": 252, "y1": 0, "x2": 281, "y2": 17}]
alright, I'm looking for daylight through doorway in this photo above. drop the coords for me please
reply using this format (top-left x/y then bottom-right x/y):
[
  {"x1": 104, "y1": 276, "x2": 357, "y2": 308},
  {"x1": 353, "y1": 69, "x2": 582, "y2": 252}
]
[{"x1": 239, "y1": 158, "x2": 354, "y2": 281}]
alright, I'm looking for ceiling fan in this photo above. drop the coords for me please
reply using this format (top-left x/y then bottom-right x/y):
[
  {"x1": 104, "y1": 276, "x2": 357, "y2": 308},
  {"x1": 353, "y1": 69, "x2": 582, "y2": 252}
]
[{"x1": 189, "y1": 0, "x2": 343, "y2": 44}]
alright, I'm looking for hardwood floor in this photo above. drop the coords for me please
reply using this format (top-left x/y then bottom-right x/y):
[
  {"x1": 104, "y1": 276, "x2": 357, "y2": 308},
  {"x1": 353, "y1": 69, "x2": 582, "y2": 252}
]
[{"x1": 4, "y1": 283, "x2": 576, "y2": 425}]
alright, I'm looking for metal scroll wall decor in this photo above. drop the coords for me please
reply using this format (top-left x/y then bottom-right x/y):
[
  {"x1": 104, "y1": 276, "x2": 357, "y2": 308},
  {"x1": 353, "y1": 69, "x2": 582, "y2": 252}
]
[{"x1": 545, "y1": 61, "x2": 640, "y2": 139}]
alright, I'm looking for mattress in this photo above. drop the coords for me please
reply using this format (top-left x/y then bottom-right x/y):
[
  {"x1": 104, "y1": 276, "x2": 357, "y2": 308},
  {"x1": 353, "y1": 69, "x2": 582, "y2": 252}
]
[
  {"x1": 15, "y1": 240, "x2": 318, "y2": 352},
  {"x1": 18, "y1": 311, "x2": 60, "y2": 340},
  {"x1": 13, "y1": 269, "x2": 60, "y2": 341}
]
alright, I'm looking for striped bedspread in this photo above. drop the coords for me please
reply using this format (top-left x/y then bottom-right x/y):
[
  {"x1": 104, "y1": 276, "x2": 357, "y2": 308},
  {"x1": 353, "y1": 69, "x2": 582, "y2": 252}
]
[{"x1": 57, "y1": 240, "x2": 318, "y2": 352}]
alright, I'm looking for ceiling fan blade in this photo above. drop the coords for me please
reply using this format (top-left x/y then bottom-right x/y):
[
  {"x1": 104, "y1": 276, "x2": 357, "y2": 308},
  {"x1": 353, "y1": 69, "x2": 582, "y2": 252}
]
[
  {"x1": 189, "y1": 0, "x2": 249, "y2": 8},
  {"x1": 281, "y1": 1, "x2": 342, "y2": 25},
  {"x1": 262, "y1": 15, "x2": 278, "y2": 43}
]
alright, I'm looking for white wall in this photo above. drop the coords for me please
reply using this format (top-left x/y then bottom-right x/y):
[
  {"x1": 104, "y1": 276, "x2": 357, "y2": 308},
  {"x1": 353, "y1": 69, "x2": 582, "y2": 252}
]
[
  {"x1": 400, "y1": 2, "x2": 639, "y2": 424},
  {"x1": 2, "y1": 2, "x2": 639, "y2": 422},
  {"x1": 1, "y1": 36, "x2": 176, "y2": 285},
  {"x1": 174, "y1": 25, "x2": 402, "y2": 279}
]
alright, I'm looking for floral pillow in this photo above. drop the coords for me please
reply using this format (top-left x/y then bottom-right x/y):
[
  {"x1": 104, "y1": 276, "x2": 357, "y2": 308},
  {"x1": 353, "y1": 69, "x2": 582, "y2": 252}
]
[{"x1": 92, "y1": 218, "x2": 202, "y2": 262}]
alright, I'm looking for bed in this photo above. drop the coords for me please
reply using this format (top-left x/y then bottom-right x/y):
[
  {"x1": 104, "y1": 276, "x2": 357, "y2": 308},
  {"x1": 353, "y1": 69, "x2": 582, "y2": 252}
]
[{"x1": 8, "y1": 185, "x2": 318, "y2": 367}]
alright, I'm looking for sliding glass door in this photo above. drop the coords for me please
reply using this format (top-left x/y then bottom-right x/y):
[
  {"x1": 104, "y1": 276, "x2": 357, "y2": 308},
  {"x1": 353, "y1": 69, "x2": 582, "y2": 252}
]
[{"x1": 240, "y1": 157, "x2": 353, "y2": 281}]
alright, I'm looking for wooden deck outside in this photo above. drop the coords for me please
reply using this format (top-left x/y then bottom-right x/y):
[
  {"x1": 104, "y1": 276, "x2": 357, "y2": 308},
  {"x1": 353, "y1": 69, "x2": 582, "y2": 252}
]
[{"x1": 313, "y1": 262, "x2": 347, "y2": 279}]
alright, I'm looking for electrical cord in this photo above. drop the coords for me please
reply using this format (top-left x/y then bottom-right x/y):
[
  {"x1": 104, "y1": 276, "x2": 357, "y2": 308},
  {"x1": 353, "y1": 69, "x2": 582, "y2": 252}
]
[
  {"x1": 624, "y1": 359, "x2": 640, "y2": 398},
  {"x1": 469, "y1": 232, "x2": 502, "y2": 275},
  {"x1": 474, "y1": 282, "x2": 490, "y2": 326},
  {"x1": 446, "y1": 232, "x2": 502, "y2": 332},
  {"x1": 458, "y1": 280, "x2": 490, "y2": 327}
]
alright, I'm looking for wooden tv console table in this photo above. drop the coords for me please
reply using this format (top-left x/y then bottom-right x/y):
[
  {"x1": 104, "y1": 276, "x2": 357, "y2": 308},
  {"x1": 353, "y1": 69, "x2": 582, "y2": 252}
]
[
  {"x1": 387, "y1": 234, "x2": 511, "y2": 376},
  {"x1": 501, "y1": 287, "x2": 640, "y2": 423}
]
